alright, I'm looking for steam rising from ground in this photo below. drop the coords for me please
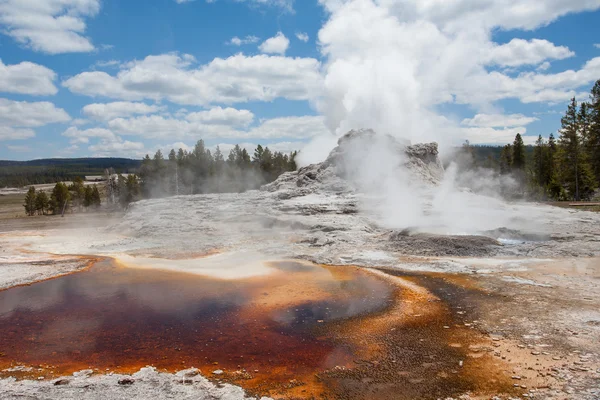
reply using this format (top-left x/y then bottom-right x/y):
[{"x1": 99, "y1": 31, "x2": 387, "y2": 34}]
[
  {"x1": 332, "y1": 132, "x2": 541, "y2": 235},
  {"x1": 295, "y1": 0, "x2": 586, "y2": 234},
  {"x1": 301, "y1": 0, "x2": 599, "y2": 163}
]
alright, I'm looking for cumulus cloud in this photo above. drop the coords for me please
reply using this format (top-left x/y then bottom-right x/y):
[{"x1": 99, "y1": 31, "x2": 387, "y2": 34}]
[
  {"x1": 295, "y1": 32, "x2": 309, "y2": 42},
  {"x1": 186, "y1": 107, "x2": 254, "y2": 127},
  {"x1": 107, "y1": 113, "x2": 326, "y2": 141},
  {"x1": 63, "y1": 53, "x2": 322, "y2": 105},
  {"x1": 0, "y1": 126, "x2": 35, "y2": 141},
  {"x1": 461, "y1": 114, "x2": 538, "y2": 128},
  {"x1": 0, "y1": 60, "x2": 58, "y2": 95},
  {"x1": 228, "y1": 35, "x2": 260, "y2": 46},
  {"x1": 537, "y1": 61, "x2": 551, "y2": 72},
  {"x1": 82, "y1": 102, "x2": 165, "y2": 121},
  {"x1": 88, "y1": 138, "x2": 144, "y2": 156},
  {"x1": 259, "y1": 32, "x2": 290, "y2": 55},
  {"x1": 485, "y1": 39, "x2": 574, "y2": 67},
  {"x1": 0, "y1": 0, "x2": 100, "y2": 54},
  {"x1": 461, "y1": 127, "x2": 536, "y2": 145},
  {"x1": 62, "y1": 126, "x2": 118, "y2": 144},
  {"x1": 62, "y1": 126, "x2": 144, "y2": 156},
  {"x1": 459, "y1": 113, "x2": 539, "y2": 145},
  {"x1": 0, "y1": 98, "x2": 70, "y2": 128},
  {"x1": 0, "y1": 98, "x2": 69, "y2": 141}
]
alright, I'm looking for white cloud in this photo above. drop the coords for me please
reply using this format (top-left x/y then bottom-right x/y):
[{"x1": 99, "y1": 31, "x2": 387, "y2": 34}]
[
  {"x1": 461, "y1": 127, "x2": 536, "y2": 145},
  {"x1": 0, "y1": 0, "x2": 100, "y2": 54},
  {"x1": 0, "y1": 60, "x2": 58, "y2": 95},
  {"x1": 61, "y1": 126, "x2": 144, "y2": 156},
  {"x1": 248, "y1": 116, "x2": 328, "y2": 139},
  {"x1": 0, "y1": 97, "x2": 69, "y2": 142},
  {"x1": 63, "y1": 53, "x2": 322, "y2": 106},
  {"x1": 259, "y1": 32, "x2": 290, "y2": 55},
  {"x1": 0, "y1": 98, "x2": 70, "y2": 128},
  {"x1": 461, "y1": 114, "x2": 538, "y2": 128},
  {"x1": 485, "y1": 39, "x2": 574, "y2": 67},
  {"x1": 82, "y1": 102, "x2": 164, "y2": 121},
  {"x1": 0, "y1": 126, "x2": 35, "y2": 141},
  {"x1": 107, "y1": 113, "x2": 327, "y2": 141},
  {"x1": 594, "y1": 44, "x2": 600, "y2": 49},
  {"x1": 361, "y1": 0, "x2": 600, "y2": 32},
  {"x1": 186, "y1": 107, "x2": 254, "y2": 127},
  {"x1": 62, "y1": 126, "x2": 117, "y2": 144},
  {"x1": 163, "y1": 142, "x2": 193, "y2": 153},
  {"x1": 175, "y1": 0, "x2": 195, "y2": 3},
  {"x1": 88, "y1": 138, "x2": 144, "y2": 156},
  {"x1": 72, "y1": 118, "x2": 91, "y2": 126},
  {"x1": 295, "y1": 32, "x2": 309, "y2": 42},
  {"x1": 537, "y1": 61, "x2": 551, "y2": 71},
  {"x1": 228, "y1": 35, "x2": 259, "y2": 46},
  {"x1": 458, "y1": 111, "x2": 540, "y2": 148},
  {"x1": 108, "y1": 115, "x2": 234, "y2": 140}
]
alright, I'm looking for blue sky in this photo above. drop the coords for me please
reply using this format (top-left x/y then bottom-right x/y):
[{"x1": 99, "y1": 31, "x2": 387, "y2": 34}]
[{"x1": 0, "y1": 0, "x2": 599, "y2": 161}]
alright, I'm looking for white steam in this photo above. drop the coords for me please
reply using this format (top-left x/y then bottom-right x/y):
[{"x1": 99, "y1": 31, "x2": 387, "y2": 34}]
[
  {"x1": 300, "y1": 0, "x2": 599, "y2": 164},
  {"x1": 296, "y1": 0, "x2": 585, "y2": 235}
]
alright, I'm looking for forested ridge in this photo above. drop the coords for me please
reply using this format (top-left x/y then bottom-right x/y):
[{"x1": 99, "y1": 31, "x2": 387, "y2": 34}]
[{"x1": 0, "y1": 158, "x2": 140, "y2": 188}]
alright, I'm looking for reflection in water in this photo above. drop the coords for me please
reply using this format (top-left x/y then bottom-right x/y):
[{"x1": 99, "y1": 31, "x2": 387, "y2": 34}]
[{"x1": 0, "y1": 259, "x2": 394, "y2": 394}]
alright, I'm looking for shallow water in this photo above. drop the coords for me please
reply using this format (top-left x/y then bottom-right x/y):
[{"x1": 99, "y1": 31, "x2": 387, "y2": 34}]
[{"x1": 0, "y1": 259, "x2": 394, "y2": 392}]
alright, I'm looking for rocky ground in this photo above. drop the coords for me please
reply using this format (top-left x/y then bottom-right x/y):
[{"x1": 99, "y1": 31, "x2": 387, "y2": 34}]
[{"x1": 1, "y1": 130, "x2": 599, "y2": 399}]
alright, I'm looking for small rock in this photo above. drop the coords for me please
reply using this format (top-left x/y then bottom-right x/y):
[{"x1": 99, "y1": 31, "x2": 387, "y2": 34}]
[
  {"x1": 118, "y1": 378, "x2": 134, "y2": 385},
  {"x1": 212, "y1": 370, "x2": 224, "y2": 375},
  {"x1": 53, "y1": 379, "x2": 69, "y2": 386}
]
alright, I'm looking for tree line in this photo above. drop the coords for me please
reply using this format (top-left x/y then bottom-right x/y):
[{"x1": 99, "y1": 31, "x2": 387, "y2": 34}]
[
  {"x1": 22, "y1": 141, "x2": 298, "y2": 215},
  {"x1": 462, "y1": 79, "x2": 600, "y2": 201},
  {"x1": 23, "y1": 178, "x2": 101, "y2": 216},
  {"x1": 137, "y1": 140, "x2": 297, "y2": 198}
]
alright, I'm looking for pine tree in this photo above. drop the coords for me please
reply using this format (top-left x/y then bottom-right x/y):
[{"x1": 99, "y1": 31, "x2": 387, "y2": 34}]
[
  {"x1": 512, "y1": 133, "x2": 526, "y2": 171},
  {"x1": 253, "y1": 145, "x2": 264, "y2": 165},
  {"x1": 50, "y1": 182, "x2": 71, "y2": 215},
  {"x1": 35, "y1": 191, "x2": 49, "y2": 215},
  {"x1": 91, "y1": 185, "x2": 101, "y2": 207},
  {"x1": 578, "y1": 102, "x2": 592, "y2": 147},
  {"x1": 499, "y1": 144, "x2": 513, "y2": 175},
  {"x1": 588, "y1": 79, "x2": 600, "y2": 184},
  {"x1": 532, "y1": 135, "x2": 545, "y2": 187},
  {"x1": 288, "y1": 151, "x2": 298, "y2": 170},
  {"x1": 544, "y1": 133, "x2": 561, "y2": 198},
  {"x1": 557, "y1": 97, "x2": 596, "y2": 200},
  {"x1": 69, "y1": 176, "x2": 85, "y2": 210},
  {"x1": 23, "y1": 186, "x2": 37, "y2": 216},
  {"x1": 83, "y1": 186, "x2": 94, "y2": 208}
]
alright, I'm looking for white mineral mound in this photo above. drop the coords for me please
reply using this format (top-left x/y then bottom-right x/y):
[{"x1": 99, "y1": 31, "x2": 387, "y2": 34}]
[{"x1": 107, "y1": 129, "x2": 600, "y2": 267}]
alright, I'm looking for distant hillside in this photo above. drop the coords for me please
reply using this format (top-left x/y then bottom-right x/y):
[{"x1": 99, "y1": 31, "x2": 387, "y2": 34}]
[{"x1": 0, "y1": 158, "x2": 141, "y2": 188}]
